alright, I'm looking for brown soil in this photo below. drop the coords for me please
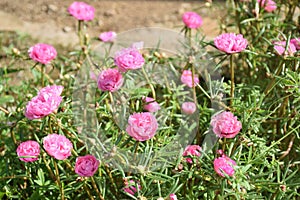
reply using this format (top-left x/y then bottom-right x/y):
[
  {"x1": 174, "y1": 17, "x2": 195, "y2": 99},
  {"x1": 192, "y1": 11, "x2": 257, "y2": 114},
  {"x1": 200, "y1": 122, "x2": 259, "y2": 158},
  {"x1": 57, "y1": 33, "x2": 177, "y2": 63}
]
[{"x1": 0, "y1": 0, "x2": 222, "y2": 47}]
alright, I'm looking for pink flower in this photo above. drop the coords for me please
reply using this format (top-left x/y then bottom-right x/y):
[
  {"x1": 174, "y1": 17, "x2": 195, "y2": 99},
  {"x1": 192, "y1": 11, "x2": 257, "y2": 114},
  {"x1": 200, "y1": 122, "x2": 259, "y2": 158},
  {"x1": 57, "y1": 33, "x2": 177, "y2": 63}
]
[
  {"x1": 214, "y1": 154, "x2": 237, "y2": 177},
  {"x1": 43, "y1": 134, "x2": 73, "y2": 160},
  {"x1": 274, "y1": 41, "x2": 297, "y2": 56},
  {"x1": 25, "y1": 85, "x2": 64, "y2": 120},
  {"x1": 258, "y1": 0, "x2": 277, "y2": 13},
  {"x1": 210, "y1": 111, "x2": 242, "y2": 138},
  {"x1": 214, "y1": 33, "x2": 248, "y2": 54},
  {"x1": 181, "y1": 102, "x2": 196, "y2": 115},
  {"x1": 291, "y1": 38, "x2": 300, "y2": 50},
  {"x1": 16, "y1": 140, "x2": 40, "y2": 162},
  {"x1": 126, "y1": 112, "x2": 158, "y2": 141},
  {"x1": 114, "y1": 48, "x2": 145, "y2": 72},
  {"x1": 97, "y1": 68, "x2": 123, "y2": 92},
  {"x1": 131, "y1": 41, "x2": 144, "y2": 50},
  {"x1": 143, "y1": 97, "x2": 161, "y2": 112},
  {"x1": 123, "y1": 180, "x2": 141, "y2": 196},
  {"x1": 28, "y1": 43, "x2": 57, "y2": 64},
  {"x1": 182, "y1": 12, "x2": 203, "y2": 29},
  {"x1": 74, "y1": 155, "x2": 100, "y2": 177},
  {"x1": 169, "y1": 193, "x2": 178, "y2": 200},
  {"x1": 182, "y1": 145, "x2": 202, "y2": 163},
  {"x1": 181, "y1": 70, "x2": 199, "y2": 88},
  {"x1": 68, "y1": 1, "x2": 95, "y2": 21},
  {"x1": 99, "y1": 31, "x2": 117, "y2": 42}
]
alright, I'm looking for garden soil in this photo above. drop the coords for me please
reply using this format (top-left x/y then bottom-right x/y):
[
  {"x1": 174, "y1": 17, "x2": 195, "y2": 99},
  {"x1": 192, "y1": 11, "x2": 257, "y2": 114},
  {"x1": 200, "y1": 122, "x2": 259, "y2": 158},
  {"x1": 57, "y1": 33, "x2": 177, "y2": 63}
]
[{"x1": 0, "y1": 0, "x2": 221, "y2": 47}]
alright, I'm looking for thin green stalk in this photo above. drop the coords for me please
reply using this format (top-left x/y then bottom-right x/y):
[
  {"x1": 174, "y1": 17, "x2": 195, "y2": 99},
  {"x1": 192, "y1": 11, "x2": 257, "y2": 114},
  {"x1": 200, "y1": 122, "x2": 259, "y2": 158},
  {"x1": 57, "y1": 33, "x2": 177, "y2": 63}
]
[
  {"x1": 141, "y1": 66, "x2": 156, "y2": 99},
  {"x1": 41, "y1": 64, "x2": 45, "y2": 87},
  {"x1": 53, "y1": 160, "x2": 64, "y2": 200},
  {"x1": 78, "y1": 20, "x2": 84, "y2": 47},
  {"x1": 263, "y1": 60, "x2": 285, "y2": 96},
  {"x1": 230, "y1": 55, "x2": 234, "y2": 107},
  {"x1": 191, "y1": 64, "x2": 197, "y2": 104},
  {"x1": 91, "y1": 177, "x2": 105, "y2": 200},
  {"x1": 83, "y1": 183, "x2": 95, "y2": 200}
]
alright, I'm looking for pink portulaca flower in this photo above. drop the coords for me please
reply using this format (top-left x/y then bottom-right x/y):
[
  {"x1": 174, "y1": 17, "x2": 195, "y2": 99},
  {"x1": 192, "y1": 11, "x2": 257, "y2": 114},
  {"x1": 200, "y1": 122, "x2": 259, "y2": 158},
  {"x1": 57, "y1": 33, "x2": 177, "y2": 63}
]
[
  {"x1": 210, "y1": 111, "x2": 242, "y2": 138},
  {"x1": 28, "y1": 43, "x2": 57, "y2": 64},
  {"x1": 274, "y1": 41, "x2": 297, "y2": 56},
  {"x1": 126, "y1": 112, "x2": 158, "y2": 141},
  {"x1": 169, "y1": 193, "x2": 178, "y2": 200},
  {"x1": 291, "y1": 38, "x2": 300, "y2": 50},
  {"x1": 182, "y1": 145, "x2": 202, "y2": 163},
  {"x1": 97, "y1": 68, "x2": 123, "y2": 92},
  {"x1": 123, "y1": 180, "x2": 141, "y2": 196},
  {"x1": 143, "y1": 97, "x2": 161, "y2": 112},
  {"x1": 16, "y1": 140, "x2": 40, "y2": 162},
  {"x1": 214, "y1": 153, "x2": 237, "y2": 177},
  {"x1": 43, "y1": 134, "x2": 73, "y2": 160},
  {"x1": 181, "y1": 102, "x2": 197, "y2": 115},
  {"x1": 182, "y1": 12, "x2": 203, "y2": 29},
  {"x1": 99, "y1": 31, "x2": 117, "y2": 42},
  {"x1": 25, "y1": 85, "x2": 64, "y2": 120},
  {"x1": 74, "y1": 155, "x2": 100, "y2": 177},
  {"x1": 68, "y1": 1, "x2": 95, "y2": 21},
  {"x1": 181, "y1": 70, "x2": 199, "y2": 88},
  {"x1": 214, "y1": 33, "x2": 248, "y2": 54},
  {"x1": 258, "y1": 0, "x2": 277, "y2": 13},
  {"x1": 114, "y1": 48, "x2": 145, "y2": 72}
]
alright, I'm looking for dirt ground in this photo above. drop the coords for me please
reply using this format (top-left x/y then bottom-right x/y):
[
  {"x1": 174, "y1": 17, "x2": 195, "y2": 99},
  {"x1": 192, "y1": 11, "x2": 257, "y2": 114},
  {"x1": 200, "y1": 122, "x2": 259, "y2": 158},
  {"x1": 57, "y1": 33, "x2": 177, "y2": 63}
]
[{"x1": 0, "y1": 0, "x2": 222, "y2": 47}]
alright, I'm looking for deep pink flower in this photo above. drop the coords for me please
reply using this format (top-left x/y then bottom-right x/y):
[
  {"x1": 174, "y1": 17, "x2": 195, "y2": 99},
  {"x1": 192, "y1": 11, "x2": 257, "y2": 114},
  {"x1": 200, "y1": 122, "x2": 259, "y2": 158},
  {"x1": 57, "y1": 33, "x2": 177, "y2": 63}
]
[
  {"x1": 214, "y1": 33, "x2": 248, "y2": 54},
  {"x1": 210, "y1": 111, "x2": 242, "y2": 138},
  {"x1": 28, "y1": 43, "x2": 57, "y2": 64},
  {"x1": 68, "y1": 1, "x2": 95, "y2": 21},
  {"x1": 214, "y1": 155, "x2": 237, "y2": 177},
  {"x1": 274, "y1": 41, "x2": 297, "y2": 56},
  {"x1": 182, "y1": 145, "x2": 202, "y2": 163},
  {"x1": 181, "y1": 102, "x2": 196, "y2": 115},
  {"x1": 126, "y1": 112, "x2": 158, "y2": 141},
  {"x1": 291, "y1": 38, "x2": 300, "y2": 50},
  {"x1": 114, "y1": 48, "x2": 145, "y2": 72},
  {"x1": 16, "y1": 140, "x2": 40, "y2": 162},
  {"x1": 258, "y1": 0, "x2": 277, "y2": 13},
  {"x1": 74, "y1": 155, "x2": 100, "y2": 177},
  {"x1": 143, "y1": 97, "x2": 161, "y2": 112},
  {"x1": 181, "y1": 70, "x2": 199, "y2": 88},
  {"x1": 97, "y1": 68, "x2": 123, "y2": 92},
  {"x1": 25, "y1": 85, "x2": 64, "y2": 120},
  {"x1": 43, "y1": 134, "x2": 73, "y2": 160},
  {"x1": 99, "y1": 31, "x2": 117, "y2": 42},
  {"x1": 169, "y1": 193, "x2": 178, "y2": 200},
  {"x1": 182, "y1": 12, "x2": 203, "y2": 29},
  {"x1": 123, "y1": 180, "x2": 141, "y2": 196}
]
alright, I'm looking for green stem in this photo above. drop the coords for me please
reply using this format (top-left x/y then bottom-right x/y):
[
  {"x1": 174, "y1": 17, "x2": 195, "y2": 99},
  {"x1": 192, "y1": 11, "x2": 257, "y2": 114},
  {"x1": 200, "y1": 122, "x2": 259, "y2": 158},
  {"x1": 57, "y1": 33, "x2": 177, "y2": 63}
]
[
  {"x1": 263, "y1": 60, "x2": 285, "y2": 96},
  {"x1": 191, "y1": 64, "x2": 197, "y2": 104},
  {"x1": 78, "y1": 20, "x2": 84, "y2": 47},
  {"x1": 41, "y1": 64, "x2": 45, "y2": 87},
  {"x1": 230, "y1": 55, "x2": 234, "y2": 107},
  {"x1": 83, "y1": 183, "x2": 95, "y2": 200},
  {"x1": 91, "y1": 177, "x2": 105, "y2": 200},
  {"x1": 141, "y1": 66, "x2": 156, "y2": 99},
  {"x1": 54, "y1": 160, "x2": 64, "y2": 200}
]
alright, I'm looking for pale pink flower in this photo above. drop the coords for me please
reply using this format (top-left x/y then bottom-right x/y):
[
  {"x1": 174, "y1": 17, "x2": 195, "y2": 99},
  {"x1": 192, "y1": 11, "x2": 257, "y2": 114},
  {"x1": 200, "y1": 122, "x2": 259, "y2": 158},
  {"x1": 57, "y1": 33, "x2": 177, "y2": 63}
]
[
  {"x1": 182, "y1": 145, "x2": 202, "y2": 163},
  {"x1": 214, "y1": 154, "x2": 237, "y2": 177},
  {"x1": 99, "y1": 31, "x2": 117, "y2": 42},
  {"x1": 169, "y1": 193, "x2": 178, "y2": 200},
  {"x1": 131, "y1": 41, "x2": 144, "y2": 50},
  {"x1": 123, "y1": 180, "x2": 141, "y2": 196},
  {"x1": 210, "y1": 111, "x2": 242, "y2": 138},
  {"x1": 68, "y1": 1, "x2": 95, "y2": 21},
  {"x1": 181, "y1": 70, "x2": 199, "y2": 88},
  {"x1": 28, "y1": 43, "x2": 57, "y2": 64},
  {"x1": 143, "y1": 97, "x2": 161, "y2": 112},
  {"x1": 25, "y1": 85, "x2": 63, "y2": 120},
  {"x1": 182, "y1": 12, "x2": 203, "y2": 29},
  {"x1": 97, "y1": 68, "x2": 123, "y2": 92},
  {"x1": 274, "y1": 41, "x2": 297, "y2": 56},
  {"x1": 74, "y1": 155, "x2": 100, "y2": 177},
  {"x1": 258, "y1": 0, "x2": 277, "y2": 13},
  {"x1": 181, "y1": 102, "x2": 196, "y2": 115},
  {"x1": 16, "y1": 140, "x2": 40, "y2": 162},
  {"x1": 291, "y1": 38, "x2": 300, "y2": 50},
  {"x1": 43, "y1": 134, "x2": 73, "y2": 160},
  {"x1": 126, "y1": 112, "x2": 158, "y2": 141},
  {"x1": 214, "y1": 33, "x2": 248, "y2": 54},
  {"x1": 114, "y1": 48, "x2": 145, "y2": 72}
]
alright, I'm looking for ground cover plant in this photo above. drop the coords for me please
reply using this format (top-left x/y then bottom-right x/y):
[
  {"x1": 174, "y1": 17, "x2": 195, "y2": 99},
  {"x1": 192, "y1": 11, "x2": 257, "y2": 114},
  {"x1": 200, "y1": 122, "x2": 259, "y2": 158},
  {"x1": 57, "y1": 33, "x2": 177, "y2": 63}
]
[{"x1": 1, "y1": 0, "x2": 300, "y2": 199}]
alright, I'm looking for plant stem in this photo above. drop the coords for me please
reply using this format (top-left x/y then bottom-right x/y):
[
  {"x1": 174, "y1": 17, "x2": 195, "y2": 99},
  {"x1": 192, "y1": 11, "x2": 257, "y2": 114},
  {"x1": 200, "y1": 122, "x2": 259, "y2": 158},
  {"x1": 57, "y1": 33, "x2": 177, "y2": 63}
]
[
  {"x1": 263, "y1": 60, "x2": 285, "y2": 96},
  {"x1": 191, "y1": 64, "x2": 197, "y2": 104},
  {"x1": 83, "y1": 183, "x2": 95, "y2": 200},
  {"x1": 230, "y1": 55, "x2": 234, "y2": 107},
  {"x1": 54, "y1": 160, "x2": 64, "y2": 200},
  {"x1": 141, "y1": 66, "x2": 156, "y2": 99},
  {"x1": 91, "y1": 177, "x2": 105, "y2": 200},
  {"x1": 41, "y1": 64, "x2": 45, "y2": 87},
  {"x1": 78, "y1": 20, "x2": 84, "y2": 47}
]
